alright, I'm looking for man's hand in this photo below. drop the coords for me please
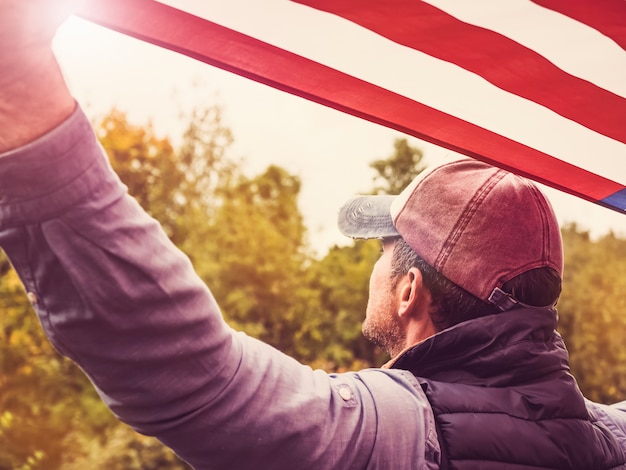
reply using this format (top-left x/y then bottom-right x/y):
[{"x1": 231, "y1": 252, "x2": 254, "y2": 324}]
[
  {"x1": 0, "y1": 1, "x2": 73, "y2": 48},
  {"x1": 0, "y1": 0, "x2": 83, "y2": 152}
]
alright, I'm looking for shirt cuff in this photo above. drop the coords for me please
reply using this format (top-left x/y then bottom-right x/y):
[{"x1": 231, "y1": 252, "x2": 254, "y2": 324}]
[{"x1": 0, "y1": 105, "x2": 125, "y2": 227}]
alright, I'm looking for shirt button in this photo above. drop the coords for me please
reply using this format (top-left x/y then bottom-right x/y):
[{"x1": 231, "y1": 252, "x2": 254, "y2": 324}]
[
  {"x1": 338, "y1": 385, "x2": 352, "y2": 401},
  {"x1": 27, "y1": 292, "x2": 37, "y2": 305}
]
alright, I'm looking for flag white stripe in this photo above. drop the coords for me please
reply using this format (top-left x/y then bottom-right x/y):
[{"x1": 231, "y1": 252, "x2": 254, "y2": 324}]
[
  {"x1": 425, "y1": 0, "x2": 626, "y2": 96},
  {"x1": 155, "y1": 0, "x2": 625, "y2": 186}
]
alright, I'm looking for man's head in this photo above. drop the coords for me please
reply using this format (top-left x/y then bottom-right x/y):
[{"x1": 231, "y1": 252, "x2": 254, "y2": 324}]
[{"x1": 338, "y1": 158, "x2": 563, "y2": 355}]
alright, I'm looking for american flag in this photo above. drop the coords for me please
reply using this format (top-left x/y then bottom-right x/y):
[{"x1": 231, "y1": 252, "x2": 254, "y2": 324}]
[{"x1": 78, "y1": 0, "x2": 626, "y2": 214}]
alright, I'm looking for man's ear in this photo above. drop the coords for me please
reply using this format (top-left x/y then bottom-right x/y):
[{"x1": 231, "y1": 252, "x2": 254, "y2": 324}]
[{"x1": 396, "y1": 267, "x2": 424, "y2": 318}]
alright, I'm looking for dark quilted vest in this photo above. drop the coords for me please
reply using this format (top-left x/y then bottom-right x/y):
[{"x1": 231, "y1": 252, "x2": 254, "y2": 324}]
[{"x1": 390, "y1": 308, "x2": 626, "y2": 469}]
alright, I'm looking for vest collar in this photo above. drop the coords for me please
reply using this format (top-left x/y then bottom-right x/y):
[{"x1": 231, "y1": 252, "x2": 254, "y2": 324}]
[{"x1": 387, "y1": 308, "x2": 567, "y2": 386}]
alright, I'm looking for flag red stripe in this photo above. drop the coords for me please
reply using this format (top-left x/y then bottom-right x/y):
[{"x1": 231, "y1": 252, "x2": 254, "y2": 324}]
[
  {"x1": 531, "y1": 0, "x2": 626, "y2": 50},
  {"x1": 295, "y1": 0, "x2": 626, "y2": 145},
  {"x1": 77, "y1": 0, "x2": 626, "y2": 212}
]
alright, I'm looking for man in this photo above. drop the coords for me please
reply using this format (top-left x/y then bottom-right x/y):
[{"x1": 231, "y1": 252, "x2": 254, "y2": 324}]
[{"x1": 1, "y1": 2, "x2": 625, "y2": 469}]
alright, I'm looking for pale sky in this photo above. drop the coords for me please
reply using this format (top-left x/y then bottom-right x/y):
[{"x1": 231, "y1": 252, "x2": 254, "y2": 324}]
[{"x1": 53, "y1": 16, "x2": 625, "y2": 254}]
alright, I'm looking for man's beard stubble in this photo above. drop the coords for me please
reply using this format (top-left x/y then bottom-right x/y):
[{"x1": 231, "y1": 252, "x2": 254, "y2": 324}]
[{"x1": 361, "y1": 305, "x2": 405, "y2": 359}]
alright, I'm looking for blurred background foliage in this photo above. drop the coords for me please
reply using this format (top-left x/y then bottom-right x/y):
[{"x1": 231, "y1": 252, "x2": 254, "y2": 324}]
[{"x1": 1, "y1": 107, "x2": 624, "y2": 468}]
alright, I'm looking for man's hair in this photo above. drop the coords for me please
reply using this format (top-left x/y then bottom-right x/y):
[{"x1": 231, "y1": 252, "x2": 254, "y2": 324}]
[{"x1": 390, "y1": 238, "x2": 562, "y2": 331}]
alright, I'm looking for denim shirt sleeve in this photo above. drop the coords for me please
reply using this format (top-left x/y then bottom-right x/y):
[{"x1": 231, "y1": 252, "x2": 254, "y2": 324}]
[
  {"x1": 0, "y1": 107, "x2": 439, "y2": 470},
  {"x1": 586, "y1": 399, "x2": 626, "y2": 452}
]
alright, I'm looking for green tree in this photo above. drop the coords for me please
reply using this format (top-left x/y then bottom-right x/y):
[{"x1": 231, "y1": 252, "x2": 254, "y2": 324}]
[
  {"x1": 299, "y1": 240, "x2": 382, "y2": 369},
  {"x1": 558, "y1": 225, "x2": 626, "y2": 404},
  {"x1": 202, "y1": 165, "x2": 310, "y2": 354},
  {"x1": 369, "y1": 138, "x2": 425, "y2": 195}
]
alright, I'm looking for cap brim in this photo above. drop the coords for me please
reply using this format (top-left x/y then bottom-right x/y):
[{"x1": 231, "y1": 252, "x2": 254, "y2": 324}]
[{"x1": 337, "y1": 195, "x2": 400, "y2": 239}]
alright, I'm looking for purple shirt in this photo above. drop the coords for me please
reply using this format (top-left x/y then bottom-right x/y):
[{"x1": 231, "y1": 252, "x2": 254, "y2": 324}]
[{"x1": 0, "y1": 107, "x2": 440, "y2": 469}]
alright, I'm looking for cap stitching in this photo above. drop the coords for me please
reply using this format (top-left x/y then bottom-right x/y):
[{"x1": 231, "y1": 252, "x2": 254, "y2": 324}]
[
  {"x1": 392, "y1": 160, "x2": 461, "y2": 227},
  {"x1": 527, "y1": 182, "x2": 551, "y2": 266},
  {"x1": 435, "y1": 170, "x2": 507, "y2": 272}
]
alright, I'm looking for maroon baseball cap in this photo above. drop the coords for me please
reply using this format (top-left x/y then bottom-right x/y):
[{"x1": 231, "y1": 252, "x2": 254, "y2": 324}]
[{"x1": 337, "y1": 158, "x2": 563, "y2": 308}]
